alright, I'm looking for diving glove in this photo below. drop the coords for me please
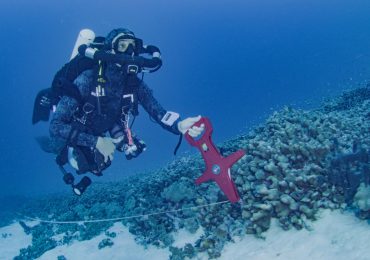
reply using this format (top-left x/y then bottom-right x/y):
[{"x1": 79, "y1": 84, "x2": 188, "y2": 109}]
[
  {"x1": 178, "y1": 115, "x2": 205, "y2": 138},
  {"x1": 96, "y1": 136, "x2": 123, "y2": 163}
]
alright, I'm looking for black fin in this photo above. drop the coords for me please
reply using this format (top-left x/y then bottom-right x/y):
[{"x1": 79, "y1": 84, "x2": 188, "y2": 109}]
[
  {"x1": 32, "y1": 88, "x2": 53, "y2": 125},
  {"x1": 35, "y1": 136, "x2": 63, "y2": 154}
]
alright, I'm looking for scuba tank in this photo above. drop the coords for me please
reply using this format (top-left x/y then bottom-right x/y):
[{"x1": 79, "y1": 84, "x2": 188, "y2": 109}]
[{"x1": 70, "y1": 29, "x2": 95, "y2": 60}]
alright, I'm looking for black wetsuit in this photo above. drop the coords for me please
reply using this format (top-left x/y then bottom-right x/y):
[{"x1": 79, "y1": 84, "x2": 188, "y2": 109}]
[{"x1": 49, "y1": 62, "x2": 180, "y2": 152}]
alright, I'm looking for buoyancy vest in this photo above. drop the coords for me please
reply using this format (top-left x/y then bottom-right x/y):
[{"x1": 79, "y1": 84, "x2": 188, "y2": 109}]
[
  {"x1": 71, "y1": 62, "x2": 141, "y2": 137},
  {"x1": 57, "y1": 62, "x2": 142, "y2": 175}
]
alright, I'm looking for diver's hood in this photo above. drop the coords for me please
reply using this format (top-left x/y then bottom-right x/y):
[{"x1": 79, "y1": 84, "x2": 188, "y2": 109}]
[{"x1": 104, "y1": 28, "x2": 143, "y2": 54}]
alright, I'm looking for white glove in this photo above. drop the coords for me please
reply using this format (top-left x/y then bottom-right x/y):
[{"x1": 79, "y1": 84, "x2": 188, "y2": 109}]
[
  {"x1": 177, "y1": 115, "x2": 205, "y2": 138},
  {"x1": 96, "y1": 136, "x2": 123, "y2": 162}
]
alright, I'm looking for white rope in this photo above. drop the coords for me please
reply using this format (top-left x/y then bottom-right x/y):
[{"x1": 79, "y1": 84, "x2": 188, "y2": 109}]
[{"x1": 22, "y1": 200, "x2": 230, "y2": 225}]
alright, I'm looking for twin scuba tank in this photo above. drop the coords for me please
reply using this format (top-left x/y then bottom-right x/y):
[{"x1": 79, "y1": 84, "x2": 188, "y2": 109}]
[{"x1": 70, "y1": 29, "x2": 96, "y2": 60}]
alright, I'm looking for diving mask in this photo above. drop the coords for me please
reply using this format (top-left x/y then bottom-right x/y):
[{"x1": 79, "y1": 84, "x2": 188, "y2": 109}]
[{"x1": 117, "y1": 38, "x2": 136, "y2": 53}]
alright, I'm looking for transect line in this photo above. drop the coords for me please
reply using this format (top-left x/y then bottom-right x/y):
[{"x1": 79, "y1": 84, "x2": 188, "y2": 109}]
[{"x1": 21, "y1": 200, "x2": 230, "y2": 224}]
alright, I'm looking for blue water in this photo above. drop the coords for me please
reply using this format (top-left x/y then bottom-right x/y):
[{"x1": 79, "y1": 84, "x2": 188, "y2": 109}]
[{"x1": 1, "y1": 0, "x2": 370, "y2": 197}]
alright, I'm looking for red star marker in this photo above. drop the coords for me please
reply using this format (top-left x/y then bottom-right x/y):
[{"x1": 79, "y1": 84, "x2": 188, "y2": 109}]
[{"x1": 185, "y1": 117, "x2": 245, "y2": 203}]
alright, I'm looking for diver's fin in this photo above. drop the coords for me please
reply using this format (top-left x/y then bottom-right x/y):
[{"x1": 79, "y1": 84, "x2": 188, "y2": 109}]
[
  {"x1": 32, "y1": 88, "x2": 53, "y2": 125},
  {"x1": 35, "y1": 136, "x2": 61, "y2": 154}
]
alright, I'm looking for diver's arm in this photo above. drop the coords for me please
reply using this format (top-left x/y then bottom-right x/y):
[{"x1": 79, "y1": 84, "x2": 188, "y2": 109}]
[
  {"x1": 79, "y1": 45, "x2": 162, "y2": 72},
  {"x1": 137, "y1": 81, "x2": 181, "y2": 135},
  {"x1": 49, "y1": 96, "x2": 98, "y2": 147}
]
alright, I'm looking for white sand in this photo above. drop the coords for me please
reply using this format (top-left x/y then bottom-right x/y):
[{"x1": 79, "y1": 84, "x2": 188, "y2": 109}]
[
  {"x1": 172, "y1": 226, "x2": 204, "y2": 248},
  {"x1": 38, "y1": 222, "x2": 169, "y2": 260},
  {"x1": 0, "y1": 210, "x2": 369, "y2": 260},
  {"x1": 221, "y1": 210, "x2": 370, "y2": 260},
  {"x1": 0, "y1": 222, "x2": 33, "y2": 258}
]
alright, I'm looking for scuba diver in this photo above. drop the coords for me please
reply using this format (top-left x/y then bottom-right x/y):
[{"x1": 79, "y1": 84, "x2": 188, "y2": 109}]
[{"x1": 33, "y1": 28, "x2": 205, "y2": 195}]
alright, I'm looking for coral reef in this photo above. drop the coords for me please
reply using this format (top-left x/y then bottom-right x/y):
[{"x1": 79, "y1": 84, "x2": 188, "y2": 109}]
[
  {"x1": 8, "y1": 86, "x2": 370, "y2": 259},
  {"x1": 354, "y1": 184, "x2": 370, "y2": 211},
  {"x1": 161, "y1": 177, "x2": 197, "y2": 203},
  {"x1": 328, "y1": 147, "x2": 369, "y2": 202},
  {"x1": 98, "y1": 238, "x2": 114, "y2": 249},
  {"x1": 322, "y1": 85, "x2": 370, "y2": 112}
]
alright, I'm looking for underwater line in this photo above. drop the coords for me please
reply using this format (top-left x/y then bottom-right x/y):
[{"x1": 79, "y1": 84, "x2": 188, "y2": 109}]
[{"x1": 20, "y1": 200, "x2": 230, "y2": 225}]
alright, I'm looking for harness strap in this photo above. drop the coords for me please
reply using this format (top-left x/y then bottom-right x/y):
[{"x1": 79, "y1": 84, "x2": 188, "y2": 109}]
[
  {"x1": 122, "y1": 74, "x2": 140, "y2": 116},
  {"x1": 94, "y1": 60, "x2": 106, "y2": 115}
]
